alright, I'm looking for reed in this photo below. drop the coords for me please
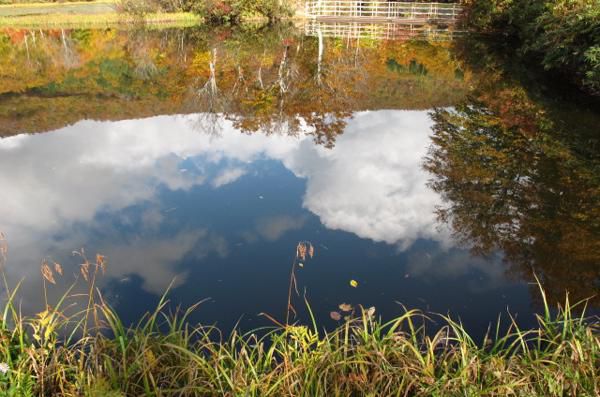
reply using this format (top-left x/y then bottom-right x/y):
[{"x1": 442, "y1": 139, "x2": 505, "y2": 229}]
[{"x1": 0, "y1": 236, "x2": 598, "y2": 396}]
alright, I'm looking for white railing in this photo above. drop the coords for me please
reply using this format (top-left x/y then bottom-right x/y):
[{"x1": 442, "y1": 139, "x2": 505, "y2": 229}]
[
  {"x1": 304, "y1": 20, "x2": 462, "y2": 41},
  {"x1": 305, "y1": 1, "x2": 462, "y2": 22}
]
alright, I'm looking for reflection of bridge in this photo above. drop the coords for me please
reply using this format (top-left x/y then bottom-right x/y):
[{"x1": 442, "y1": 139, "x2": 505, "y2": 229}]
[
  {"x1": 304, "y1": 20, "x2": 462, "y2": 41},
  {"x1": 305, "y1": 1, "x2": 462, "y2": 24}
]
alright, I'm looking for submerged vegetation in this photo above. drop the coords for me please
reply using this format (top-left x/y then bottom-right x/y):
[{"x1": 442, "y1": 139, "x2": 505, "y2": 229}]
[{"x1": 0, "y1": 235, "x2": 598, "y2": 396}]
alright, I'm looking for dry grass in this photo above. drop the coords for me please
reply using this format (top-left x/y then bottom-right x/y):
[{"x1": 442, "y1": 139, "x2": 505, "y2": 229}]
[{"x1": 0, "y1": 235, "x2": 598, "y2": 396}]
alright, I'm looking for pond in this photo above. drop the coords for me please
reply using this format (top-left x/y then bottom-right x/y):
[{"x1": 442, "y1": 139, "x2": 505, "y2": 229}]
[{"x1": 0, "y1": 25, "x2": 598, "y2": 337}]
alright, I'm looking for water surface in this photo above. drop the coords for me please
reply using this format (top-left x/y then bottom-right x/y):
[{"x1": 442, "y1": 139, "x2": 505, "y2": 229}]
[{"x1": 0, "y1": 26, "x2": 598, "y2": 335}]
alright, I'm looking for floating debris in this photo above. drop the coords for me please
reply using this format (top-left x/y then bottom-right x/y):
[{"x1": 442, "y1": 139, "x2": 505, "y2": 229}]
[
  {"x1": 366, "y1": 306, "x2": 376, "y2": 318},
  {"x1": 329, "y1": 311, "x2": 342, "y2": 321}
]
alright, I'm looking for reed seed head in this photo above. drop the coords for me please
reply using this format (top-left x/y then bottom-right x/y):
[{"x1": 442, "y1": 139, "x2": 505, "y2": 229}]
[{"x1": 41, "y1": 260, "x2": 56, "y2": 284}]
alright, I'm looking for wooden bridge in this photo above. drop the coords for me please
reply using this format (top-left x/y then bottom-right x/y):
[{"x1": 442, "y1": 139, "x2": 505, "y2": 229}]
[
  {"x1": 304, "y1": 20, "x2": 462, "y2": 41},
  {"x1": 304, "y1": 1, "x2": 462, "y2": 24}
]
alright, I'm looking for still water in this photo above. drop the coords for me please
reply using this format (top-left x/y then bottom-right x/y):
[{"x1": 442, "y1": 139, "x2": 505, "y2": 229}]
[{"x1": 0, "y1": 26, "x2": 598, "y2": 336}]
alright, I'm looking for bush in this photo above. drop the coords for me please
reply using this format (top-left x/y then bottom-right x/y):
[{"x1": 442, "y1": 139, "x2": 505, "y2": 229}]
[
  {"x1": 195, "y1": 0, "x2": 294, "y2": 24},
  {"x1": 463, "y1": 0, "x2": 600, "y2": 95},
  {"x1": 460, "y1": 0, "x2": 513, "y2": 32},
  {"x1": 116, "y1": 0, "x2": 156, "y2": 18},
  {"x1": 196, "y1": 0, "x2": 244, "y2": 23},
  {"x1": 115, "y1": 0, "x2": 294, "y2": 24},
  {"x1": 250, "y1": 0, "x2": 294, "y2": 22},
  {"x1": 531, "y1": 1, "x2": 600, "y2": 93},
  {"x1": 117, "y1": 0, "x2": 201, "y2": 15}
]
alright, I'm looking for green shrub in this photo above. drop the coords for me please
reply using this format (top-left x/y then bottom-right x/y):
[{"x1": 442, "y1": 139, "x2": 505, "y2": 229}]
[
  {"x1": 463, "y1": 0, "x2": 600, "y2": 95},
  {"x1": 531, "y1": 1, "x2": 600, "y2": 93}
]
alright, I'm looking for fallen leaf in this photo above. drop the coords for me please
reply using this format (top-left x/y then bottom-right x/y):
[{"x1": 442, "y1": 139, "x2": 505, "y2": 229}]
[
  {"x1": 298, "y1": 263, "x2": 304, "y2": 268},
  {"x1": 53, "y1": 262, "x2": 63, "y2": 276},
  {"x1": 338, "y1": 303, "x2": 352, "y2": 312},
  {"x1": 330, "y1": 311, "x2": 342, "y2": 321},
  {"x1": 350, "y1": 280, "x2": 358, "y2": 288}
]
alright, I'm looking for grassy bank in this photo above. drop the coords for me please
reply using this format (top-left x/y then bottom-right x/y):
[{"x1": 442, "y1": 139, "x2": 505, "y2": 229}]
[
  {"x1": 0, "y1": 0, "x2": 115, "y2": 16},
  {"x1": 0, "y1": 240, "x2": 598, "y2": 396},
  {"x1": 0, "y1": 0, "x2": 201, "y2": 27},
  {"x1": 0, "y1": 11, "x2": 201, "y2": 27},
  {"x1": 0, "y1": 0, "x2": 298, "y2": 27}
]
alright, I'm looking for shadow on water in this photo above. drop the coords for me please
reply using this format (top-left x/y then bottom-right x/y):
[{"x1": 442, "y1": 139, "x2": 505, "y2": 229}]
[{"x1": 426, "y1": 34, "x2": 600, "y2": 308}]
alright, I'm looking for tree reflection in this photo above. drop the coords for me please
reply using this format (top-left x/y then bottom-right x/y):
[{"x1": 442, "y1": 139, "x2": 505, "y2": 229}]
[
  {"x1": 425, "y1": 85, "x2": 600, "y2": 304},
  {"x1": 184, "y1": 35, "x2": 354, "y2": 148},
  {"x1": 0, "y1": 26, "x2": 469, "y2": 145}
]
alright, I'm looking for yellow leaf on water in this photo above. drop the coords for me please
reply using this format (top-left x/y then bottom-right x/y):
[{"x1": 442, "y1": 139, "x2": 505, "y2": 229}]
[
  {"x1": 350, "y1": 280, "x2": 358, "y2": 288},
  {"x1": 338, "y1": 303, "x2": 352, "y2": 312}
]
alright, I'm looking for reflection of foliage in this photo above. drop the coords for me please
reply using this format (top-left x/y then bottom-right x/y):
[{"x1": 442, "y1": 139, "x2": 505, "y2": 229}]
[
  {"x1": 425, "y1": 85, "x2": 600, "y2": 305},
  {"x1": 0, "y1": 27, "x2": 471, "y2": 147},
  {"x1": 387, "y1": 58, "x2": 428, "y2": 76}
]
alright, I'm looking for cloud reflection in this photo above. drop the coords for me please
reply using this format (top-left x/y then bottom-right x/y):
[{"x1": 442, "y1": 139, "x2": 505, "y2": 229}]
[
  {"x1": 0, "y1": 110, "x2": 452, "y2": 305},
  {"x1": 283, "y1": 111, "x2": 451, "y2": 249}
]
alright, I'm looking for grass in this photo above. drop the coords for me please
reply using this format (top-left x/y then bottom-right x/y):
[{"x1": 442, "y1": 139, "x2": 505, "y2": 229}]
[
  {"x1": 0, "y1": 0, "x2": 116, "y2": 10},
  {"x1": 0, "y1": 235, "x2": 598, "y2": 396},
  {"x1": 0, "y1": 0, "x2": 201, "y2": 27},
  {"x1": 0, "y1": 0, "x2": 108, "y2": 4},
  {"x1": 0, "y1": 0, "x2": 115, "y2": 17},
  {"x1": 0, "y1": 11, "x2": 201, "y2": 27}
]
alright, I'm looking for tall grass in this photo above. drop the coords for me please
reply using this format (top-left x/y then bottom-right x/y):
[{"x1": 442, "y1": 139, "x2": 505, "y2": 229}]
[{"x1": 0, "y1": 235, "x2": 598, "y2": 396}]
